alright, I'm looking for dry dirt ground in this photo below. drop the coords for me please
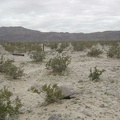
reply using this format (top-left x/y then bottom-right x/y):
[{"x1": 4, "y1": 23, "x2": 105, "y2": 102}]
[{"x1": 0, "y1": 44, "x2": 120, "y2": 120}]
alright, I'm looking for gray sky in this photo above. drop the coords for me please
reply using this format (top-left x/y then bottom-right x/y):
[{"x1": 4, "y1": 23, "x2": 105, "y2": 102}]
[{"x1": 0, "y1": 0, "x2": 120, "y2": 33}]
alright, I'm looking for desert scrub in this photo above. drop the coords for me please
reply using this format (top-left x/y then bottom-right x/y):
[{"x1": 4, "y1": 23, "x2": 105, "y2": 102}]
[
  {"x1": 87, "y1": 47, "x2": 103, "y2": 57},
  {"x1": 71, "y1": 41, "x2": 85, "y2": 51},
  {"x1": 1, "y1": 42, "x2": 43, "y2": 53},
  {"x1": 0, "y1": 87, "x2": 22, "y2": 120},
  {"x1": 0, "y1": 56, "x2": 24, "y2": 79},
  {"x1": 29, "y1": 86, "x2": 41, "y2": 94},
  {"x1": 30, "y1": 51, "x2": 45, "y2": 62},
  {"x1": 48, "y1": 42, "x2": 58, "y2": 50},
  {"x1": 107, "y1": 46, "x2": 120, "y2": 59},
  {"x1": 46, "y1": 55, "x2": 71, "y2": 73},
  {"x1": 71, "y1": 41, "x2": 98, "y2": 51},
  {"x1": 1, "y1": 42, "x2": 26, "y2": 53},
  {"x1": 56, "y1": 42, "x2": 69, "y2": 53},
  {"x1": 60, "y1": 42, "x2": 69, "y2": 49},
  {"x1": 42, "y1": 84, "x2": 63, "y2": 103},
  {"x1": 98, "y1": 40, "x2": 120, "y2": 46},
  {"x1": 6, "y1": 65, "x2": 24, "y2": 79},
  {"x1": 26, "y1": 43, "x2": 42, "y2": 53},
  {"x1": 89, "y1": 66, "x2": 105, "y2": 82},
  {"x1": 56, "y1": 47, "x2": 64, "y2": 53}
]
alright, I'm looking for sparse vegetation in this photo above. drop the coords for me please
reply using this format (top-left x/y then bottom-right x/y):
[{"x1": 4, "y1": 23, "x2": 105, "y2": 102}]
[
  {"x1": 107, "y1": 46, "x2": 120, "y2": 59},
  {"x1": 56, "y1": 42, "x2": 69, "y2": 53},
  {"x1": 0, "y1": 56, "x2": 24, "y2": 79},
  {"x1": 42, "y1": 84, "x2": 63, "y2": 103},
  {"x1": 29, "y1": 86, "x2": 41, "y2": 94},
  {"x1": 46, "y1": 55, "x2": 71, "y2": 73},
  {"x1": 0, "y1": 87, "x2": 22, "y2": 120},
  {"x1": 87, "y1": 48, "x2": 103, "y2": 57},
  {"x1": 89, "y1": 66, "x2": 105, "y2": 82},
  {"x1": 71, "y1": 41, "x2": 86, "y2": 51},
  {"x1": 98, "y1": 40, "x2": 120, "y2": 46},
  {"x1": 1, "y1": 42, "x2": 42, "y2": 53},
  {"x1": 0, "y1": 40, "x2": 120, "y2": 119},
  {"x1": 56, "y1": 47, "x2": 64, "y2": 53},
  {"x1": 60, "y1": 42, "x2": 69, "y2": 49},
  {"x1": 30, "y1": 51, "x2": 45, "y2": 62},
  {"x1": 71, "y1": 41, "x2": 99, "y2": 51},
  {"x1": 48, "y1": 42, "x2": 58, "y2": 50}
]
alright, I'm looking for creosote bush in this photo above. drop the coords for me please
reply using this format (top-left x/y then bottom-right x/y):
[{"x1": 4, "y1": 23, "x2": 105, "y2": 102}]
[
  {"x1": 0, "y1": 87, "x2": 22, "y2": 120},
  {"x1": 107, "y1": 46, "x2": 120, "y2": 59},
  {"x1": 71, "y1": 42, "x2": 85, "y2": 51},
  {"x1": 56, "y1": 47, "x2": 64, "y2": 53},
  {"x1": 1, "y1": 42, "x2": 43, "y2": 53},
  {"x1": 56, "y1": 42, "x2": 69, "y2": 53},
  {"x1": 30, "y1": 51, "x2": 45, "y2": 62},
  {"x1": 48, "y1": 43, "x2": 58, "y2": 50},
  {"x1": 60, "y1": 42, "x2": 69, "y2": 49},
  {"x1": 87, "y1": 48, "x2": 103, "y2": 57},
  {"x1": 46, "y1": 55, "x2": 71, "y2": 73},
  {"x1": 89, "y1": 66, "x2": 105, "y2": 82},
  {"x1": 0, "y1": 56, "x2": 24, "y2": 79},
  {"x1": 71, "y1": 41, "x2": 99, "y2": 51},
  {"x1": 42, "y1": 84, "x2": 63, "y2": 103}
]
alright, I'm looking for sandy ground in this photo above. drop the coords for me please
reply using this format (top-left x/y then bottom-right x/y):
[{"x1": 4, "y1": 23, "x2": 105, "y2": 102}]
[{"x1": 0, "y1": 44, "x2": 120, "y2": 120}]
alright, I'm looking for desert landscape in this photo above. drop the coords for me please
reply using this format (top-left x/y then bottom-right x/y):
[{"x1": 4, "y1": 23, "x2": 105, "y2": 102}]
[
  {"x1": 0, "y1": 41, "x2": 120, "y2": 120},
  {"x1": 1, "y1": 0, "x2": 120, "y2": 119}
]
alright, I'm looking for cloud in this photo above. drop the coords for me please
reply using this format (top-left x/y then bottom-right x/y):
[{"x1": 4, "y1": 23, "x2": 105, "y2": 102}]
[{"x1": 0, "y1": 0, "x2": 120, "y2": 32}]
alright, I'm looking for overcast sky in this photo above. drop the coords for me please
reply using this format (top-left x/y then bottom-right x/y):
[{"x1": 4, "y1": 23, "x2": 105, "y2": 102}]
[{"x1": 0, "y1": 0, "x2": 120, "y2": 33}]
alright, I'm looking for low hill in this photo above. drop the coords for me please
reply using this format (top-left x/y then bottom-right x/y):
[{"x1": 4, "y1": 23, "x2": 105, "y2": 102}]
[{"x1": 0, "y1": 26, "x2": 120, "y2": 42}]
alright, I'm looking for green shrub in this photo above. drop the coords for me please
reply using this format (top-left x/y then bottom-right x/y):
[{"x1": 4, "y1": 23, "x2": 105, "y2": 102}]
[
  {"x1": 0, "y1": 58, "x2": 14, "y2": 73},
  {"x1": 0, "y1": 55, "x2": 5, "y2": 72},
  {"x1": 0, "y1": 87, "x2": 22, "y2": 120},
  {"x1": 89, "y1": 66, "x2": 105, "y2": 82},
  {"x1": 30, "y1": 51, "x2": 45, "y2": 62},
  {"x1": 107, "y1": 46, "x2": 120, "y2": 59},
  {"x1": 27, "y1": 43, "x2": 42, "y2": 53},
  {"x1": 0, "y1": 56, "x2": 24, "y2": 79},
  {"x1": 71, "y1": 41, "x2": 98, "y2": 51},
  {"x1": 46, "y1": 55, "x2": 71, "y2": 73},
  {"x1": 56, "y1": 42, "x2": 69, "y2": 53},
  {"x1": 6, "y1": 65, "x2": 24, "y2": 79},
  {"x1": 1, "y1": 42, "x2": 43, "y2": 53},
  {"x1": 29, "y1": 86, "x2": 40, "y2": 94},
  {"x1": 60, "y1": 42, "x2": 69, "y2": 49},
  {"x1": 42, "y1": 84, "x2": 63, "y2": 103},
  {"x1": 48, "y1": 43, "x2": 58, "y2": 50},
  {"x1": 87, "y1": 48, "x2": 103, "y2": 57},
  {"x1": 56, "y1": 47, "x2": 64, "y2": 53},
  {"x1": 98, "y1": 41, "x2": 119, "y2": 46},
  {"x1": 71, "y1": 42, "x2": 85, "y2": 51}
]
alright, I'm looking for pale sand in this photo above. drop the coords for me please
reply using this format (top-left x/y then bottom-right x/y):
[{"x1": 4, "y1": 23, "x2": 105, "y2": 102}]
[{"x1": 0, "y1": 44, "x2": 120, "y2": 120}]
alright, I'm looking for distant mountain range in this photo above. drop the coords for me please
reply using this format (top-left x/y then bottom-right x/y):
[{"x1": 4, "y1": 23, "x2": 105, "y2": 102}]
[{"x1": 0, "y1": 26, "x2": 120, "y2": 42}]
